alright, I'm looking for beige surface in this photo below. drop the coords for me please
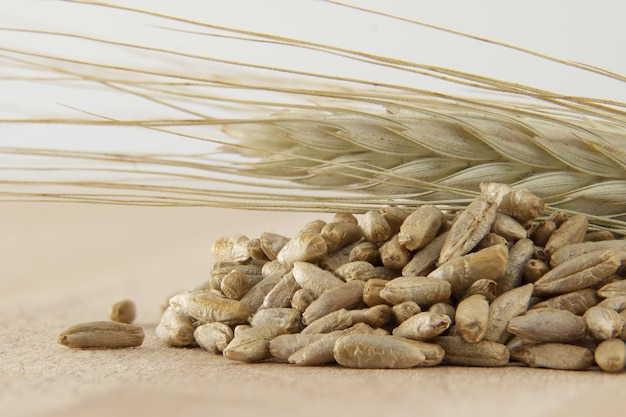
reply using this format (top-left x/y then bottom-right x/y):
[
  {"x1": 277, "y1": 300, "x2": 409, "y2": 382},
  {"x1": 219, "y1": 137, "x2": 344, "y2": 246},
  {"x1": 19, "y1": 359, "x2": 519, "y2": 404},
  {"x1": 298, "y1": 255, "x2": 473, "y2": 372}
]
[{"x1": 2, "y1": 204, "x2": 626, "y2": 417}]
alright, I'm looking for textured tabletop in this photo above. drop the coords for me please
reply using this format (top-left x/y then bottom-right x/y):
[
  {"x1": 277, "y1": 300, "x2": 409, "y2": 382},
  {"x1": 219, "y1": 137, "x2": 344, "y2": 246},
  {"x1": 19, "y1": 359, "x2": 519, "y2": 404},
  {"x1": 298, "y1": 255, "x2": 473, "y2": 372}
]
[{"x1": 1, "y1": 204, "x2": 625, "y2": 417}]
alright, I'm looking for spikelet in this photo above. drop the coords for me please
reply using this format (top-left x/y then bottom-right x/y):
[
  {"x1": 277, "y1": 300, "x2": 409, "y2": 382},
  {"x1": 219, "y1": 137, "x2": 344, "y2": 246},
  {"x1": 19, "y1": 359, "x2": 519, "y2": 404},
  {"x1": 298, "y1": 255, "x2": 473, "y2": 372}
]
[{"x1": 0, "y1": 1, "x2": 625, "y2": 233}]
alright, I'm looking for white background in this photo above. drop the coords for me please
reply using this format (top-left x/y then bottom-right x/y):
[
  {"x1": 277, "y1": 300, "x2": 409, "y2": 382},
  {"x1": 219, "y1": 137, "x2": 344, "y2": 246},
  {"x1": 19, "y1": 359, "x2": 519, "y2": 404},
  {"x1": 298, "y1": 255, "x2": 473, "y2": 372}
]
[{"x1": 0, "y1": 0, "x2": 624, "y2": 181}]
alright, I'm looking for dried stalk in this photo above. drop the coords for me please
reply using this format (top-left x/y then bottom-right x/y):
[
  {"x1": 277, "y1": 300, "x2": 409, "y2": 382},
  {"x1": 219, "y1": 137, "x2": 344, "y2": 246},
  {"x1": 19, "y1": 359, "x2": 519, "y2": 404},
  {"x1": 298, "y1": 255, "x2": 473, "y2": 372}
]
[{"x1": 0, "y1": 1, "x2": 624, "y2": 233}]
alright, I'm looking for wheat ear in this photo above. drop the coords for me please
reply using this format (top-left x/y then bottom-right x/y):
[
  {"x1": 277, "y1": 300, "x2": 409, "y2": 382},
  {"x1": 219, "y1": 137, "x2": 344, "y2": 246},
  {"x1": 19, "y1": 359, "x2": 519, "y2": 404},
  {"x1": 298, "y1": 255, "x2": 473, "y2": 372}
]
[{"x1": 0, "y1": 1, "x2": 625, "y2": 234}]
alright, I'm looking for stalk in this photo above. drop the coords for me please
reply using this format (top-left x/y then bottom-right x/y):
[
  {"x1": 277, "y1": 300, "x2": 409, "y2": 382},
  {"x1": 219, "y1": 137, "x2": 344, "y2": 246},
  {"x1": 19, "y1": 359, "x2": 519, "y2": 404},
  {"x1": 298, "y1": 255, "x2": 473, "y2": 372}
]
[{"x1": 1, "y1": 1, "x2": 624, "y2": 233}]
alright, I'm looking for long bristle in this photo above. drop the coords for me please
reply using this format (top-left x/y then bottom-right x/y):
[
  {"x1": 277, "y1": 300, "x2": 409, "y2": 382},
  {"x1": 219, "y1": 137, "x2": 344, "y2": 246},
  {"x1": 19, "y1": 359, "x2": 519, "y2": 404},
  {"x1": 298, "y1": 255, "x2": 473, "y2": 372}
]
[{"x1": 0, "y1": 1, "x2": 625, "y2": 233}]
